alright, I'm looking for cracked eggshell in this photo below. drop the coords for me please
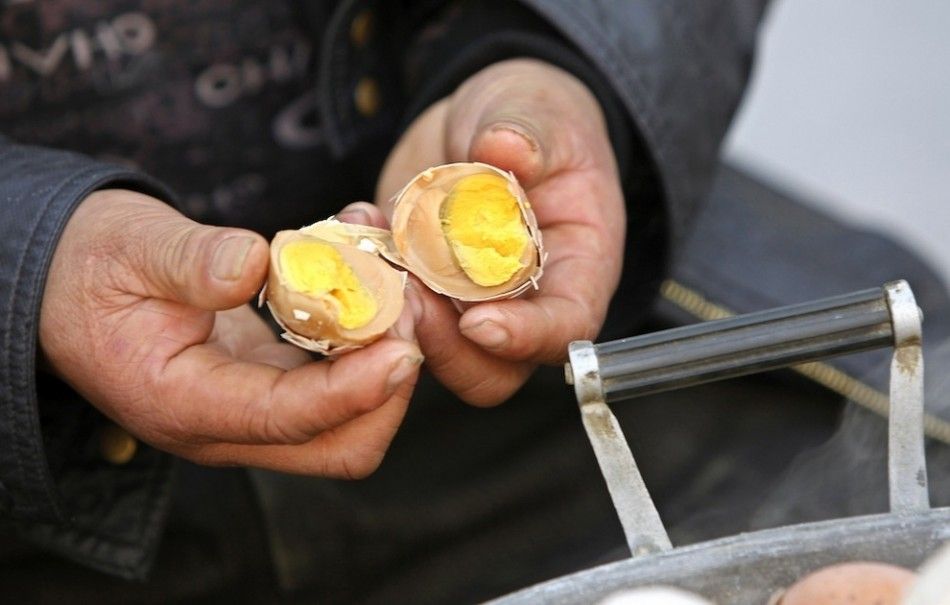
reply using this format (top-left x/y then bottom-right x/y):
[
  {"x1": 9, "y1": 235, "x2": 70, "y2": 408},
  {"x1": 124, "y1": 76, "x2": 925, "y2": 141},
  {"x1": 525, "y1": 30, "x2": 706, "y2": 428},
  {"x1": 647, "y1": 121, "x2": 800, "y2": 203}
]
[
  {"x1": 299, "y1": 219, "x2": 400, "y2": 258},
  {"x1": 389, "y1": 162, "x2": 545, "y2": 302},
  {"x1": 263, "y1": 224, "x2": 406, "y2": 355}
]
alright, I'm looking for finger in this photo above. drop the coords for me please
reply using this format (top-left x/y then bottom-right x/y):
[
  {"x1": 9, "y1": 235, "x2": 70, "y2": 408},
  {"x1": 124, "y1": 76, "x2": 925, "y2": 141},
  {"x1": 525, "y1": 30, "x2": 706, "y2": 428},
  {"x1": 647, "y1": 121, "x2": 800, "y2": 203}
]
[
  {"x1": 244, "y1": 342, "x2": 313, "y2": 371},
  {"x1": 458, "y1": 230, "x2": 611, "y2": 364},
  {"x1": 459, "y1": 296, "x2": 596, "y2": 364},
  {"x1": 186, "y1": 377, "x2": 415, "y2": 479},
  {"x1": 335, "y1": 201, "x2": 390, "y2": 229},
  {"x1": 151, "y1": 336, "x2": 422, "y2": 445},
  {"x1": 102, "y1": 191, "x2": 270, "y2": 310},
  {"x1": 407, "y1": 278, "x2": 534, "y2": 406}
]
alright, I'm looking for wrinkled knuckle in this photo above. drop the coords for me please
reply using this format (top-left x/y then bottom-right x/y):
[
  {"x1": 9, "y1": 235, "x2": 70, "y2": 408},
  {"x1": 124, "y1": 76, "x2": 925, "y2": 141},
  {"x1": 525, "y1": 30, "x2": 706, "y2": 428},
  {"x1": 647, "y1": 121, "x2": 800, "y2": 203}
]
[
  {"x1": 150, "y1": 410, "x2": 195, "y2": 445},
  {"x1": 186, "y1": 447, "x2": 239, "y2": 468},
  {"x1": 247, "y1": 384, "x2": 312, "y2": 444},
  {"x1": 306, "y1": 371, "x2": 351, "y2": 428},
  {"x1": 337, "y1": 450, "x2": 384, "y2": 480},
  {"x1": 322, "y1": 367, "x2": 387, "y2": 421},
  {"x1": 141, "y1": 383, "x2": 201, "y2": 445},
  {"x1": 75, "y1": 235, "x2": 131, "y2": 294},
  {"x1": 354, "y1": 390, "x2": 388, "y2": 417},
  {"x1": 462, "y1": 372, "x2": 517, "y2": 407},
  {"x1": 314, "y1": 397, "x2": 379, "y2": 437},
  {"x1": 161, "y1": 224, "x2": 203, "y2": 292},
  {"x1": 259, "y1": 410, "x2": 313, "y2": 445}
]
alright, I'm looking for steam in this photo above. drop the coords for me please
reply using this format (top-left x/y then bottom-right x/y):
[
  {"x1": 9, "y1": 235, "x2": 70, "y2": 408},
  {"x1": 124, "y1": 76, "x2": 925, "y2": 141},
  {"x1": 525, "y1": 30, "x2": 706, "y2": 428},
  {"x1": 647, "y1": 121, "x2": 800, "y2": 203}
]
[{"x1": 749, "y1": 339, "x2": 950, "y2": 531}]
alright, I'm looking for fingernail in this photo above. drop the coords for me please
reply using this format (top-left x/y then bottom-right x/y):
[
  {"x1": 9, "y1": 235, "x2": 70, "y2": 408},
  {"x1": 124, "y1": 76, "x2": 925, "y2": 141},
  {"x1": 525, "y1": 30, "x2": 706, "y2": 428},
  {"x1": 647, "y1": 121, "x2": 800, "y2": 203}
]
[
  {"x1": 212, "y1": 236, "x2": 255, "y2": 281},
  {"x1": 488, "y1": 122, "x2": 540, "y2": 151},
  {"x1": 386, "y1": 353, "x2": 424, "y2": 394},
  {"x1": 473, "y1": 119, "x2": 546, "y2": 185},
  {"x1": 405, "y1": 281, "x2": 425, "y2": 324},
  {"x1": 461, "y1": 319, "x2": 510, "y2": 350},
  {"x1": 336, "y1": 203, "x2": 372, "y2": 225},
  {"x1": 392, "y1": 307, "x2": 415, "y2": 341}
]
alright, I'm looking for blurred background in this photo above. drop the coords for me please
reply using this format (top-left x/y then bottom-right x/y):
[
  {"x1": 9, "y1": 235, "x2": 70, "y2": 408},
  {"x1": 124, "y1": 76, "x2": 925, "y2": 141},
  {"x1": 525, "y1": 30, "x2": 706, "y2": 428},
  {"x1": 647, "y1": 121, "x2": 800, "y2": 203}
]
[{"x1": 724, "y1": 0, "x2": 950, "y2": 285}]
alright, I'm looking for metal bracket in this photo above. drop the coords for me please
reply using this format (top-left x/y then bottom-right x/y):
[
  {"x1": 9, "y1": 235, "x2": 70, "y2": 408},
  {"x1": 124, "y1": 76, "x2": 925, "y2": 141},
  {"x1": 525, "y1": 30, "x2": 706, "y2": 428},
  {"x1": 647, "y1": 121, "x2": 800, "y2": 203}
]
[
  {"x1": 568, "y1": 341, "x2": 672, "y2": 557},
  {"x1": 884, "y1": 280, "x2": 929, "y2": 512},
  {"x1": 567, "y1": 280, "x2": 929, "y2": 558}
]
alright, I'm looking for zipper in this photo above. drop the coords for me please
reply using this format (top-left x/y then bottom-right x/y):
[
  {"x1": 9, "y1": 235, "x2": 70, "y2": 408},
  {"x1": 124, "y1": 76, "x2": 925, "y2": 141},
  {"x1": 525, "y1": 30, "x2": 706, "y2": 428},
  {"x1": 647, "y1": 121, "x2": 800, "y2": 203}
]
[{"x1": 660, "y1": 279, "x2": 950, "y2": 446}]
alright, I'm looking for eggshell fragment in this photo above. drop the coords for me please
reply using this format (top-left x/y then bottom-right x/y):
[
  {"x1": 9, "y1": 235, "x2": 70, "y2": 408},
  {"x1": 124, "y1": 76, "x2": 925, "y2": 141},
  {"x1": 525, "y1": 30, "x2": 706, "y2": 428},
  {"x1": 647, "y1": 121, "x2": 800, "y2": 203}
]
[{"x1": 389, "y1": 162, "x2": 545, "y2": 301}]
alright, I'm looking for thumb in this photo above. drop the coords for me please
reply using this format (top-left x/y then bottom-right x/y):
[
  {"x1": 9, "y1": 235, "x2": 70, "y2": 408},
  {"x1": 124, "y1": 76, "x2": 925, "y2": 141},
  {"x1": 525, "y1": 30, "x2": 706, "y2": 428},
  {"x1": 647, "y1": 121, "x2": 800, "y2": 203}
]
[
  {"x1": 467, "y1": 118, "x2": 548, "y2": 189},
  {"x1": 446, "y1": 59, "x2": 598, "y2": 188},
  {"x1": 141, "y1": 220, "x2": 269, "y2": 310},
  {"x1": 90, "y1": 191, "x2": 271, "y2": 310},
  {"x1": 447, "y1": 88, "x2": 551, "y2": 188}
]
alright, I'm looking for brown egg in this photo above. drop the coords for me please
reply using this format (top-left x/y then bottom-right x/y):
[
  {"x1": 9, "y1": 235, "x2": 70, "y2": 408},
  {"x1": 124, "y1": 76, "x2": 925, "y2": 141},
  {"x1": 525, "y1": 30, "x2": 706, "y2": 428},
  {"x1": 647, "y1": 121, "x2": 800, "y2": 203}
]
[
  {"x1": 263, "y1": 221, "x2": 406, "y2": 355},
  {"x1": 389, "y1": 162, "x2": 544, "y2": 301},
  {"x1": 775, "y1": 561, "x2": 917, "y2": 605}
]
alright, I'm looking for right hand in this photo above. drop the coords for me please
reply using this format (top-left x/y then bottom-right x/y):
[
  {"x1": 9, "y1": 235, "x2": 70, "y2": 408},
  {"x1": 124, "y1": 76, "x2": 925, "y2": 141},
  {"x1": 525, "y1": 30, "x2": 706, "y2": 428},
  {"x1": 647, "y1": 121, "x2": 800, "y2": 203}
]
[
  {"x1": 374, "y1": 59, "x2": 626, "y2": 406},
  {"x1": 39, "y1": 189, "x2": 422, "y2": 478}
]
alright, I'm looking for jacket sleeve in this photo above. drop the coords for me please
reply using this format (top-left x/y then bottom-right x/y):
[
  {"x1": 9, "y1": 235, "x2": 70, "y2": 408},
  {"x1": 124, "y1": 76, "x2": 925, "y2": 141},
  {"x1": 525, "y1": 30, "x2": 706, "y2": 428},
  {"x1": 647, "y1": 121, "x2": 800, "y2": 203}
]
[
  {"x1": 515, "y1": 1, "x2": 769, "y2": 246},
  {"x1": 316, "y1": 0, "x2": 769, "y2": 335},
  {"x1": 517, "y1": 0, "x2": 770, "y2": 335},
  {"x1": 0, "y1": 135, "x2": 176, "y2": 579}
]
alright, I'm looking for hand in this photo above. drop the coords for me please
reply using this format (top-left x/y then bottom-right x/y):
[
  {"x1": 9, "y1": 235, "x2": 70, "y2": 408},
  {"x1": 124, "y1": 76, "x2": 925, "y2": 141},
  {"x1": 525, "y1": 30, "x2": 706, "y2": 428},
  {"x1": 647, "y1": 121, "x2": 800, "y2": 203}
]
[
  {"x1": 39, "y1": 189, "x2": 422, "y2": 478},
  {"x1": 370, "y1": 58, "x2": 626, "y2": 406}
]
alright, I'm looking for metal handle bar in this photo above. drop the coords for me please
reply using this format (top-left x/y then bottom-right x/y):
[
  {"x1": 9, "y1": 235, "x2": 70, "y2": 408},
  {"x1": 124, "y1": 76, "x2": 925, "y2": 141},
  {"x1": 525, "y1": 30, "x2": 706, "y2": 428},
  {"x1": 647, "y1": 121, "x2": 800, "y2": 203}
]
[
  {"x1": 566, "y1": 281, "x2": 928, "y2": 558},
  {"x1": 567, "y1": 287, "x2": 894, "y2": 402}
]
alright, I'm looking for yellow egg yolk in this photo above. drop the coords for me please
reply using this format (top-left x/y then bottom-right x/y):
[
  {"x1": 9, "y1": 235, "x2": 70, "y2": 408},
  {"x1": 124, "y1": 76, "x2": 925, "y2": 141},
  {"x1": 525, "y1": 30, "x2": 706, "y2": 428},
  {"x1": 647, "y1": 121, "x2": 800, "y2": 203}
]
[
  {"x1": 279, "y1": 241, "x2": 378, "y2": 329},
  {"x1": 441, "y1": 173, "x2": 529, "y2": 286}
]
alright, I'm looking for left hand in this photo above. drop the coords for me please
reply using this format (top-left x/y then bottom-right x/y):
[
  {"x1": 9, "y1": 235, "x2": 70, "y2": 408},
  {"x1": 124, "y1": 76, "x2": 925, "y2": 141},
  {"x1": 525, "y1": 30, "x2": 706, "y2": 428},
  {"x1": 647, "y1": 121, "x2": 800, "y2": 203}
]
[
  {"x1": 40, "y1": 190, "x2": 421, "y2": 477},
  {"x1": 359, "y1": 58, "x2": 626, "y2": 406}
]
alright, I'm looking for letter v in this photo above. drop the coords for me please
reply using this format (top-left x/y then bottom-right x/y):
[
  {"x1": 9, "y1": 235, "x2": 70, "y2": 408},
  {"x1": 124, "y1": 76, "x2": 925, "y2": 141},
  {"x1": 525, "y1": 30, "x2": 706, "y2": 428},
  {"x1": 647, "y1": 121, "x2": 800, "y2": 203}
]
[{"x1": 12, "y1": 34, "x2": 68, "y2": 77}]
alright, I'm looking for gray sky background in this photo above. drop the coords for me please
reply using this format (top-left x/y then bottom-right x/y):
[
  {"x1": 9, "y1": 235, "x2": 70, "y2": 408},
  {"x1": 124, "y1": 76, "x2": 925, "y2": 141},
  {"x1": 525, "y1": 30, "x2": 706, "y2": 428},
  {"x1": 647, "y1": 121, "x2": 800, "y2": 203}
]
[{"x1": 725, "y1": 0, "x2": 950, "y2": 285}]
